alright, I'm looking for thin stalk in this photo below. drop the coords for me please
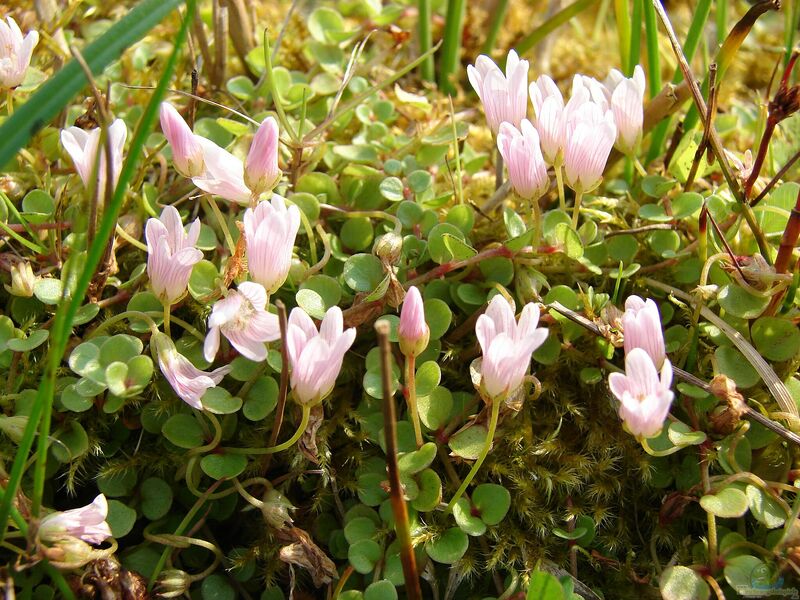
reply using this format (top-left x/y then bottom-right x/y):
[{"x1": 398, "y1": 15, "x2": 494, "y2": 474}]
[
  {"x1": 204, "y1": 196, "x2": 236, "y2": 255},
  {"x1": 224, "y1": 403, "x2": 310, "y2": 455},
  {"x1": 263, "y1": 301, "x2": 289, "y2": 472},
  {"x1": 405, "y1": 355, "x2": 423, "y2": 449},
  {"x1": 438, "y1": 0, "x2": 466, "y2": 94},
  {"x1": 148, "y1": 479, "x2": 223, "y2": 590},
  {"x1": 495, "y1": 150, "x2": 504, "y2": 191},
  {"x1": 163, "y1": 302, "x2": 171, "y2": 337},
  {"x1": 480, "y1": 0, "x2": 510, "y2": 56},
  {"x1": 766, "y1": 187, "x2": 800, "y2": 314},
  {"x1": 700, "y1": 445, "x2": 718, "y2": 570},
  {"x1": 376, "y1": 320, "x2": 422, "y2": 600},
  {"x1": 744, "y1": 117, "x2": 777, "y2": 201},
  {"x1": 516, "y1": 0, "x2": 599, "y2": 55},
  {"x1": 571, "y1": 189, "x2": 584, "y2": 228},
  {"x1": 646, "y1": 0, "x2": 712, "y2": 163},
  {"x1": 445, "y1": 398, "x2": 501, "y2": 511},
  {"x1": 418, "y1": 0, "x2": 434, "y2": 81},
  {"x1": 449, "y1": 96, "x2": 464, "y2": 204},
  {"x1": 263, "y1": 29, "x2": 297, "y2": 142},
  {"x1": 555, "y1": 161, "x2": 566, "y2": 211},
  {"x1": 750, "y1": 146, "x2": 800, "y2": 207}
]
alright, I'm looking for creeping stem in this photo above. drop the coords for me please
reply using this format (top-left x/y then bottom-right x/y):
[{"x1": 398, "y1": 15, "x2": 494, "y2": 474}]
[{"x1": 224, "y1": 403, "x2": 310, "y2": 455}]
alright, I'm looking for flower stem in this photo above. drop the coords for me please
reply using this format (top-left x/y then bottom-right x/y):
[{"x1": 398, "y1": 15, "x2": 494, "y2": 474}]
[
  {"x1": 445, "y1": 398, "x2": 501, "y2": 512},
  {"x1": 405, "y1": 354, "x2": 423, "y2": 449},
  {"x1": 204, "y1": 196, "x2": 236, "y2": 255},
  {"x1": 555, "y1": 162, "x2": 566, "y2": 211},
  {"x1": 163, "y1": 302, "x2": 171, "y2": 337},
  {"x1": 571, "y1": 189, "x2": 584, "y2": 228},
  {"x1": 224, "y1": 403, "x2": 310, "y2": 455}
]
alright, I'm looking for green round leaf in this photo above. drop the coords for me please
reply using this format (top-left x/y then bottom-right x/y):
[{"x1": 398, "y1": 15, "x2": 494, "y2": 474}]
[
  {"x1": 200, "y1": 453, "x2": 248, "y2": 480},
  {"x1": 189, "y1": 260, "x2": 220, "y2": 300},
  {"x1": 298, "y1": 275, "x2": 342, "y2": 320},
  {"x1": 6, "y1": 329, "x2": 48, "y2": 352},
  {"x1": 202, "y1": 387, "x2": 243, "y2": 415},
  {"x1": 660, "y1": 566, "x2": 710, "y2": 600},
  {"x1": 243, "y1": 376, "x2": 278, "y2": 421},
  {"x1": 448, "y1": 425, "x2": 486, "y2": 460},
  {"x1": 343, "y1": 254, "x2": 384, "y2": 292},
  {"x1": 715, "y1": 346, "x2": 760, "y2": 388},
  {"x1": 453, "y1": 498, "x2": 487, "y2": 536},
  {"x1": 33, "y1": 278, "x2": 63, "y2": 305},
  {"x1": 746, "y1": 484, "x2": 787, "y2": 528},
  {"x1": 751, "y1": 316, "x2": 800, "y2": 362},
  {"x1": 364, "y1": 580, "x2": 397, "y2": 600},
  {"x1": 699, "y1": 486, "x2": 749, "y2": 518},
  {"x1": 162, "y1": 414, "x2": 205, "y2": 449},
  {"x1": 425, "y1": 527, "x2": 468, "y2": 564},
  {"x1": 415, "y1": 361, "x2": 441, "y2": 397},
  {"x1": 717, "y1": 284, "x2": 769, "y2": 319},
  {"x1": 140, "y1": 477, "x2": 173, "y2": 520},
  {"x1": 344, "y1": 516, "x2": 377, "y2": 544},
  {"x1": 106, "y1": 500, "x2": 137, "y2": 538},
  {"x1": 127, "y1": 292, "x2": 164, "y2": 332},
  {"x1": 411, "y1": 468, "x2": 441, "y2": 512},
  {"x1": 417, "y1": 386, "x2": 452, "y2": 430},
  {"x1": 379, "y1": 177, "x2": 405, "y2": 202},
  {"x1": 201, "y1": 574, "x2": 236, "y2": 600},
  {"x1": 341, "y1": 217, "x2": 374, "y2": 251},
  {"x1": 51, "y1": 421, "x2": 89, "y2": 463},
  {"x1": 427, "y1": 223, "x2": 467, "y2": 264},
  {"x1": 348, "y1": 538, "x2": 382, "y2": 574},
  {"x1": 472, "y1": 483, "x2": 511, "y2": 526},
  {"x1": 445, "y1": 204, "x2": 474, "y2": 234},
  {"x1": 397, "y1": 442, "x2": 437, "y2": 474},
  {"x1": 424, "y1": 298, "x2": 451, "y2": 340}
]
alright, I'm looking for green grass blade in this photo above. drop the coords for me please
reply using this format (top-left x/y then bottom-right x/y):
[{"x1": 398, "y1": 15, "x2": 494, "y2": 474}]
[
  {"x1": 516, "y1": 0, "x2": 600, "y2": 55},
  {"x1": 786, "y1": 0, "x2": 800, "y2": 65},
  {"x1": 0, "y1": 0, "x2": 193, "y2": 541},
  {"x1": 418, "y1": 0, "x2": 434, "y2": 81},
  {"x1": 629, "y1": 0, "x2": 643, "y2": 75},
  {"x1": 480, "y1": 0, "x2": 510, "y2": 56},
  {"x1": 615, "y1": 0, "x2": 632, "y2": 74},
  {"x1": 0, "y1": 0, "x2": 182, "y2": 170},
  {"x1": 646, "y1": 0, "x2": 711, "y2": 162},
  {"x1": 438, "y1": 0, "x2": 467, "y2": 94},
  {"x1": 643, "y1": 0, "x2": 661, "y2": 99}
]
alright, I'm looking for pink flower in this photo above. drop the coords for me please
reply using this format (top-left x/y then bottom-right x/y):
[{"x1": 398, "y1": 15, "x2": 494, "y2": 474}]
[
  {"x1": 608, "y1": 348, "x2": 674, "y2": 439},
  {"x1": 563, "y1": 101, "x2": 616, "y2": 193},
  {"x1": 398, "y1": 286, "x2": 429, "y2": 357},
  {"x1": 622, "y1": 295, "x2": 666, "y2": 369},
  {"x1": 159, "y1": 102, "x2": 205, "y2": 178},
  {"x1": 244, "y1": 117, "x2": 281, "y2": 196},
  {"x1": 192, "y1": 138, "x2": 251, "y2": 204},
  {"x1": 286, "y1": 306, "x2": 356, "y2": 405},
  {"x1": 204, "y1": 282, "x2": 280, "y2": 362},
  {"x1": 145, "y1": 206, "x2": 203, "y2": 305},
  {"x1": 0, "y1": 16, "x2": 38, "y2": 89},
  {"x1": 529, "y1": 75, "x2": 565, "y2": 164},
  {"x1": 496, "y1": 120, "x2": 549, "y2": 200},
  {"x1": 475, "y1": 295, "x2": 549, "y2": 399},
  {"x1": 38, "y1": 494, "x2": 112, "y2": 545},
  {"x1": 605, "y1": 65, "x2": 646, "y2": 155},
  {"x1": 60, "y1": 119, "x2": 127, "y2": 202},
  {"x1": 243, "y1": 194, "x2": 301, "y2": 293},
  {"x1": 154, "y1": 333, "x2": 231, "y2": 410},
  {"x1": 467, "y1": 50, "x2": 529, "y2": 134}
]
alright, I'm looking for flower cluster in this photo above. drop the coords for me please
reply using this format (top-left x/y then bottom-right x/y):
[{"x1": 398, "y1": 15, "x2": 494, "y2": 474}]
[
  {"x1": 469, "y1": 52, "x2": 645, "y2": 211},
  {"x1": 609, "y1": 296, "x2": 674, "y2": 439},
  {"x1": 159, "y1": 102, "x2": 281, "y2": 203}
]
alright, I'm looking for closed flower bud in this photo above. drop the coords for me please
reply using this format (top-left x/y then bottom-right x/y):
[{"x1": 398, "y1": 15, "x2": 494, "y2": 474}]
[
  {"x1": 60, "y1": 119, "x2": 127, "y2": 203},
  {"x1": 244, "y1": 117, "x2": 281, "y2": 197},
  {"x1": 243, "y1": 194, "x2": 301, "y2": 293},
  {"x1": 622, "y1": 295, "x2": 666, "y2": 369},
  {"x1": 373, "y1": 232, "x2": 403, "y2": 265},
  {"x1": 5, "y1": 261, "x2": 36, "y2": 297},
  {"x1": 156, "y1": 570, "x2": 192, "y2": 598},
  {"x1": 467, "y1": 50, "x2": 529, "y2": 134},
  {"x1": 145, "y1": 206, "x2": 203, "y2": 305},
  {"x1": 398, "y1": 286, "x2": 429, "y2": 357},
  {"x1": 159, "y1": 102, "x2": 205, "y2": 178}
]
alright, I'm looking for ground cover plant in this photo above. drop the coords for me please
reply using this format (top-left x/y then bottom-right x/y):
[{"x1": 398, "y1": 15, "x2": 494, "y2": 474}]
[{"x1": 1, "y1": 0, "x2": 800, "y2": 598}]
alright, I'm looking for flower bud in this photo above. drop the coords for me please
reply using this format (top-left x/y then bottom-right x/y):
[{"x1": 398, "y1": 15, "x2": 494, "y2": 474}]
[
  {"x1": 156, "y1": 569, "x2": 192, "y2": 598},
  {"x1": 0, "y1": 415, "x2": 27, "y2": 443},
  {"x1": 159, "y1": 102, "x2": 205, "y2": 178},
  {"x1": 261, "y1": 488, "x2": 295, "y2": 529},
  {"x1": 244, "y1": 117, "x2": 281, "y2": 197},
  {"x1": 398, "y1": 286, "x2": 429, "y2": 358},
  {"x1": 373, "y1": 232, "x2": 403, "y2": 265},
  {"x1": 5, "y1": 261, "x2": 36, "y2": 297}
]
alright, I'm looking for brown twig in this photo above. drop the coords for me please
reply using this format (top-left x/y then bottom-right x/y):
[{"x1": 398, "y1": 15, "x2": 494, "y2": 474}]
[
  {"x1": 684, "y1": 63, "x2": 718, "y2": 192},
  {"x1": 375, "y1": 320, "x2": 422, "y2": 600},
  {"x1": 765, "y1": 187, "x2": 800, "y2": 314},
  {"x1": 750, "y1": 147, "x2": 800, "y2": 208},
  {"x1": 650, "y1": 0, "x2": 773, "y2": 263},
  {"x1": 605, "y1": 224, "x2": 677, "y2": 237}
]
